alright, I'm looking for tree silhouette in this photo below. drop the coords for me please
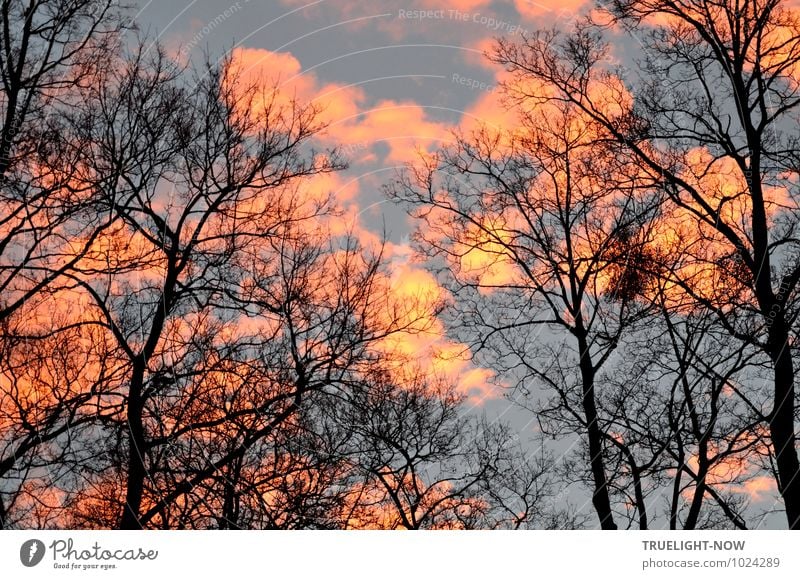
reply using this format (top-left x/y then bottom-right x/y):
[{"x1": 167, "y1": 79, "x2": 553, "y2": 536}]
[
  {"x1": 6, "y1": 0, "x2": 799, "y2": 532},
  {"x1": 388, "y1": 99, "x2": 662, "y2": 529},
  {"x1": 339, "y1": 368, "x2": 567, "y2": 529},
  {"x1": 492, "y1": 0, "x2": 800, "y2": 528},
  {"x1": 0, "y1": 0, "x2": 124, "y2": 528}
]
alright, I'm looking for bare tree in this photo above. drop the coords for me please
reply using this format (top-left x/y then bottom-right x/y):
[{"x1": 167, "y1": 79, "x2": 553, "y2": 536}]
[
  {"x1": 0, "y1": 0, "x2": 125, "y2": 528},
  {"x1": 0, "y1": 0, "x2": 124, "y2": 320},
  {"x1": 0, "y1": 311, "x2": 120, "y2": 528},
  {"x1": 491, "y1": 0, "x2": 800, "y2": 527},
  {"x1": 597, "y1": 289, "x2": 765, "y2": 529},
  {"x1": 127, "y1": 231, "x2": 426, "y2": 530},
  {"x1": 0, "y1": 7, "x2": 557, "y2": 529},
  {"x1": 338, "y1": 368, "x2": 566, "y2": 529},
  {"x1": 388, "y1": 99, "x2": 661, "y2": 528},
  {"x1": 52, "y1": 42, "x2": 354, "y2": 528}
]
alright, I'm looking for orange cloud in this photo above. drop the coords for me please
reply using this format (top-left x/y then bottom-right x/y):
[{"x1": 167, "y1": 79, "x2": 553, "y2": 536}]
[
  {"x1": 421, "y1": 0, "x2": 492, "y2": 9},
  {"x1": 226, "y1": 46, "x2": 495, "y2": 404},
  {"x1": 377, "y1": 261, "x2": 500, "y2": 402},
  {"x1": 327, "y1": 100, "x2": 453, "y2": 164},
  {"x1": 229, "y1": 47, "x2": 453, "y2": 167},
  {"x1": 648, "y1": 146, "x2": 793, "y2": 308},
  {"x1": 741, "y1": 476, "x2": 777, "y2": 501},
  {"x1": 456, "y1": 221, "x2": 520, "y2": 293},
  {"x1": 682, "y1": 428, "x2": 777, "y2": 504},
  {"x1": 228, "y1": 47, "x2": 365, "y2": 129}
]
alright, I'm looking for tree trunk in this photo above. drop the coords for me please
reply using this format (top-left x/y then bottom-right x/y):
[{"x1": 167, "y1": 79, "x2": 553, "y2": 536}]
[
  {"x1": 684, "y1": 443, "x2": 708, "y2": 530},
  {"x1": 768, "y1": 317, "x2": 800, "y2": 529},
  {"x1": 119, "y1": 360, "x2": 148, "y2": 530},
  {"x1": 220, "y1": 459, "x2": 242, "y2": 529},
  {"x1": 624, "y1": 449, "x2": 647, "y2": 530},
  {"x1": 577, "y1": 334, "x2": 617, "y2": 530}
]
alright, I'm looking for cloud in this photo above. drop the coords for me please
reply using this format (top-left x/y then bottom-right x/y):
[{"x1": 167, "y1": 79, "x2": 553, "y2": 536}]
[
  {"x1": 377, "y1": 261, "x2": 500, "y2": 402},
  {"x1": 229, "y1": 47, "x2": 453, "y2": 167},
  {"x1": 226, "y1": 46, "x2": 498, "y2": 404},
  {"x1": 681, "y1": 429, "x2": 778, "y2": 504},
  {"x1": 228, "y1": 47, "x2": 365, "y2": 126},
  {"x1": 326, "y1": 100, "x2": 453, "y2": 164}
]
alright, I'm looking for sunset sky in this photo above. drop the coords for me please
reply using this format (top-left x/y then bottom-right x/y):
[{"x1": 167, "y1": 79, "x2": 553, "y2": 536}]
[
  {"x1": 117, "y1": 0, "x2": 793, "y2": 528},
  {"x1": 6, "y1": 0, "x2": 800, "y2": 541},
  {"x1": 137, "y1": 0, "x2": 561, "y2": 404}
]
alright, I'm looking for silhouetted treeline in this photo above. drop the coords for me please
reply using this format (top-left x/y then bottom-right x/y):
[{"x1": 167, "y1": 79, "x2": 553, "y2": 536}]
[{"x1": 2, "y1": 0, "x2": 800, "y2": 530}]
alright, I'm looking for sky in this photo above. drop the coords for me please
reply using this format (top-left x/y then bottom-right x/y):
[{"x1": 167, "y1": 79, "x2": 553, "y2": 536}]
[
  {"x1": 130, "y1": 0, "x2": 590, "y2": 395},
  {"x1": 126, "y1": 1, "x2": 571, "y2": 411},
  {"x1": 128, "y1": 0, "x2": 789, "y2": 528}
]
